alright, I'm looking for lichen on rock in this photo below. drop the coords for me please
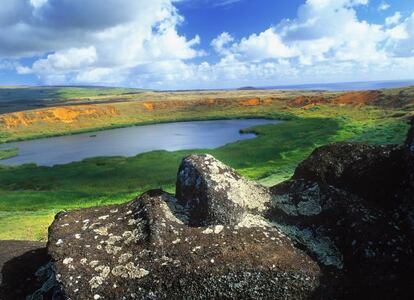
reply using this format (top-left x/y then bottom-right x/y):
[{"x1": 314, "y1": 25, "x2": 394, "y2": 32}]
[
  {"x1": 41, "y1": 159, "x2": 321, "y2": 299},
  {"x1": 176, "y1": 154, "x2": 272, "y2": 226}
]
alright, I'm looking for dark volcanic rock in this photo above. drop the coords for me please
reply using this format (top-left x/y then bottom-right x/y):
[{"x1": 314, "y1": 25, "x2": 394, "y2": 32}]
[
  {"x1": 406, "y1": 117, "x2": 414, "y2": 189},
  {"x1": 44, "y1": 188, "x2": 320, "y2": 299},
  {"x1": 268, "y1": 122, "x2": 414, "y2": 298},
  {"x1": 176, "y1": 154, "x2": 272, "y2": 226},
  {"x1": 406, "y1": 116, "x2": 414, "y2": 152},
  {"x1": 270, "y1": 179, "x2": 414, "y2": 297},
  {"x1": 293, "y1": 142, "x2": 407, "y2": 208}
]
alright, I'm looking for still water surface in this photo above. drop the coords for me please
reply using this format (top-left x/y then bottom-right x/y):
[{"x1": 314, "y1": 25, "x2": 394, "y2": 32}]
[{"x1": 0, "y1": 119, "x2": 280, "y2": 166}]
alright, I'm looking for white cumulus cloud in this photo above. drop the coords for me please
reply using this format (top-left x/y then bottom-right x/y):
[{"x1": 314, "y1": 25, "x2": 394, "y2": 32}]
[
  {"x1": 386, "y1": 12, "x2": 402, "y2": 26},
  {"x1": 1, "y1": 0, "x2": 201, "y2": 85},
  {"x1": 211, "y1": 32, "x2": 234, "y2": 55},
  {"x1": 201, "y1": 0, "x2": 414, "y2": 88},
  {"x1": 378, "y1": 2, "x2": 391, "y2": 11}
]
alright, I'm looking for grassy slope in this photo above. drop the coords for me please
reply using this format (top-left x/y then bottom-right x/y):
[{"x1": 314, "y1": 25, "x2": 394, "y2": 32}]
[
  {"x1": 0, "y1": 87, "x2": 412, "y2": 240},
  {"x1": 0, "y1": 86, "x2": 145, "y2": 114},
  {"x1": 0, "y1": 86, "x2": 145, "y2": 102}
]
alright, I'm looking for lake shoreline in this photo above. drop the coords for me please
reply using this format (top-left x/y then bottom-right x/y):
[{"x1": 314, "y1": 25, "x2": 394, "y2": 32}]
[
  {"x1": 0, "y1": 118, "x2": 281, "y2": 167},
  {"x1": 0, "y1": 114, "x2": 289, "y2": 145}
]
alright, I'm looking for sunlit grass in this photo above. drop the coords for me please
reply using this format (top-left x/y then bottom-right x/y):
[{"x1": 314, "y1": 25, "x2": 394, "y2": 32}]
[{"x1": 0, "y1": 210, "x2": 56, "y2": 241}]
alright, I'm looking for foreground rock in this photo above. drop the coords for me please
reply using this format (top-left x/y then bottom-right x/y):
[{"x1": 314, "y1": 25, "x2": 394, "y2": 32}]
[
  {"x1": 269, "y1": 119, "x2": 414, "y2": 298},
  {"x1": 44, "y1": 187, "x2": 320, "y2": 299},
  {"x1": 28, "y1": 120, "x2": 414, "y2": 299},
  {"x1": 176, "y1": 154, "x2": 272, "y2": 226}
]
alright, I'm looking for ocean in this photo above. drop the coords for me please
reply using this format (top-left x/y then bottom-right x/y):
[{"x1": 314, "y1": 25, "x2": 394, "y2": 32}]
[{"x1": 261, "y1": 80, "x2": 414, "y2": 91}]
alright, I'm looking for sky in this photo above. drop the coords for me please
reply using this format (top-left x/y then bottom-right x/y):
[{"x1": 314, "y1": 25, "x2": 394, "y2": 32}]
[{"x1": 0, "y1": 0, "x2": 413, "y2": 89}]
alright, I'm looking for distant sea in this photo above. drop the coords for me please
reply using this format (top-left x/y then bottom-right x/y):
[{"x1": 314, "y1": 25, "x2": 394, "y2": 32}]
[{"x1": 259, "y1": 80, "x2": 414, "y2": 91}]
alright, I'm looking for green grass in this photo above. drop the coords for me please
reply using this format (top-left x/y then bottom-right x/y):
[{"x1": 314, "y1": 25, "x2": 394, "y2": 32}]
[
  {"x1": 0, "y1": 210, "x2": 56, "y2": 241},
  {"x1": 0, "y1": 147, "x2": 18, "y2": 160},
  {"x1": 0, "y1": 108, "x2": 408, "y2": 241},
  {"x1": 0, "y1": 86, "x2": 145, "y2": 114},
  {"x1": 0, "y1": 86, "x2": 142, "y2": 103}
]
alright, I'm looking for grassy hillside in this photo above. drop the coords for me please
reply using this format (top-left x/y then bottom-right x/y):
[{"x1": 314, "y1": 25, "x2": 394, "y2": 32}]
[
  {"x1": 0, "y1": 86, "x2": 145, "y2": 114},
  {"x1": 0, "y1": 86, "x2": 412, "y2": 240}
]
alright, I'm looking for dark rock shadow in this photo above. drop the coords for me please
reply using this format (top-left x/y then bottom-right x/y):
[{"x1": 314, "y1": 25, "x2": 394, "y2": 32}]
[{"x1": 0, "y1": 244, "x2": 50, "y2": 300}]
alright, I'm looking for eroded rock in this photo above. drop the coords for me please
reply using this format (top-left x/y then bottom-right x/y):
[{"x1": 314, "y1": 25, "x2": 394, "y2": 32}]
[
  {"x1": 0, "y1": 241, "x2": 53, "y2": 300},
  {"x1": 44, "y1": 188, "x2": 320, "y2": 299},
  {"x1": 268, "y1": 123, "x2": 414, "y2": 298},
  {"x1": 293, "y1": 142, "x2": 407, "y2": 208},
  {"x1": 406, "y1": 117, "x2": 414, "y2": 153},
  {"x1": 176, "y1": 154, "x2": 272, "y2": 226}
]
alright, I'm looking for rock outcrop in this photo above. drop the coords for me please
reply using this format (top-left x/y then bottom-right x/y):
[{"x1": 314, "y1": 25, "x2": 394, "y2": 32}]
[
  {"x1": 176, "y1": 154, "x2": 272, "y2": 226},
  {"x1": 43, "y1": 187, "x2": 320, "y2": 300},
  {"x1": 406, "y1": 117, "x2": 414, "y2": 189},
  {"x1": 269, "y1": 118, "x2": 414, "y2": 298},
  {"x1": 20, "y1": 119, "x2": 414, "y2": 299}
]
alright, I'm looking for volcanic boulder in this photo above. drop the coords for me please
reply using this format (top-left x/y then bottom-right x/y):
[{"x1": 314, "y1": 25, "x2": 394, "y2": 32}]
[
  {"x1": 406, "y1": 117, "x2": 414, "y2": 152},
  {"x1": 41, "y1": 175, "x2": 320, "y2": 299},
  {"x1": 406, "y1": 117, "x2": 414, "y2": 189},
  {"x1": 176, "y1": 154, "x2": 272, "y2": 226},
  {"x1": 268, "y1": 119, "x2": 414, "y2": 298},
  {"x1": 0, "y1": 241, "x2": 51, "y2": 300},
  {"x1": 292, "y1": 142, "x2": 407, "y2": 208}
]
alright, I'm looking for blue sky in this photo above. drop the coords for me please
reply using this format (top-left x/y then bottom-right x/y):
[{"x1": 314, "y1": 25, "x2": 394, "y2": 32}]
[{"x1": 0, "y1": 0, "x2": 413, "y2": 89}]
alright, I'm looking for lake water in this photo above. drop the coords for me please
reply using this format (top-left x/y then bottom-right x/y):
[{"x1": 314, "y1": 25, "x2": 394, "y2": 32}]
[{"x1": 0, "y1": 119, "x2": 279, "y2": 167}]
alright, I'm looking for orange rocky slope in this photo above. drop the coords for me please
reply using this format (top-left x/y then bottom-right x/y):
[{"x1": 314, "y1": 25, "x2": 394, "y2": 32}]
[{"x1": 0, "y1": 105, "x2": 119, "y2": 128}]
